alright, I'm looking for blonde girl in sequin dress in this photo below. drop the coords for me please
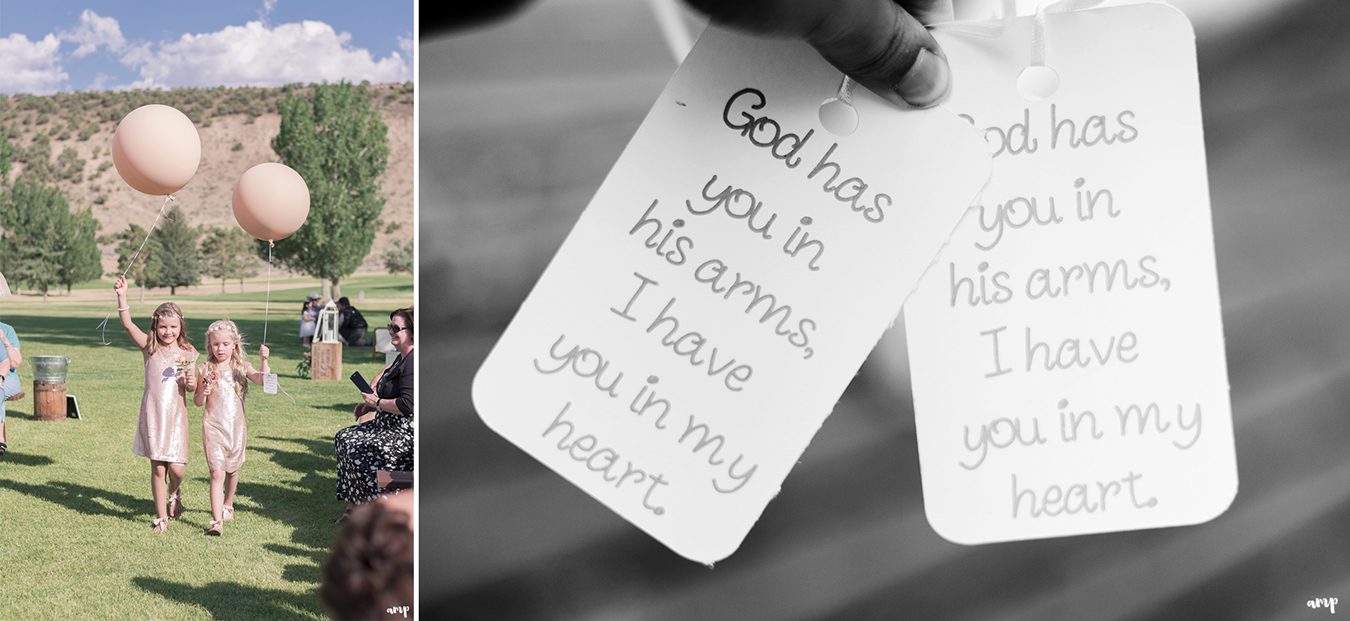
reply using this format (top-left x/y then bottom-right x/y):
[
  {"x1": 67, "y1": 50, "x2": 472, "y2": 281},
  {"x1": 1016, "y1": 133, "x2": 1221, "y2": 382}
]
[
  {"x1": 193, "y1": 320, "x2": 269, "y2": 536},
  {"x1": 114, "y1": 275, "x2": 198, "y2": 534}
]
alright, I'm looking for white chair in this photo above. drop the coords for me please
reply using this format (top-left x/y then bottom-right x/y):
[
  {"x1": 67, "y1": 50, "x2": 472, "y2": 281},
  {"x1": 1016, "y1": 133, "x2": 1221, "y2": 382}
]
[{"x1": 372, "y1": 327, "x2": 395, "y2": 361}]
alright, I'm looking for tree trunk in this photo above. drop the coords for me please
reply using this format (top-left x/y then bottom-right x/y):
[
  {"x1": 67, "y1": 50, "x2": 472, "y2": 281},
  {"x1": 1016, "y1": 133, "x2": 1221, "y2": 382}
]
[
  {"x1": 333, "y1": 280, "x2": 343, "y2": 300},
  {"x1": 221, "y1": 278, "x2": 227, "y2": 293},
  {"x1": 170, "y1": 285, "x2": 177, "y2": 295},
  {"x1": 322, "y1": 279, "x2": 333, "y2": 301}
]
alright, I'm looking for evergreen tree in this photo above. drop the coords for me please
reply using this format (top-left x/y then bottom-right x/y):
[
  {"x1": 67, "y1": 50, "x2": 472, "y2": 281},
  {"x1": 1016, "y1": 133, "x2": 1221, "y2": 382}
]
[
  {"x1": 0, "y1": 179, "x2": 68, "y2": 300},
  {"x1": 57, "y1": 208, "x2": 102, "y2": 292},
  {"x1": 270, "y1": 82, "x2": 389, "y2": 297},
  {"x1": 0, "y1": 126, "x2": 12, "y2": 289},
  {"x1": 101, "y1": 223, "x2": 153, "y2": 302},
  {"x1": 145, "y1": 205, "x2": 200, "y2": 295}
]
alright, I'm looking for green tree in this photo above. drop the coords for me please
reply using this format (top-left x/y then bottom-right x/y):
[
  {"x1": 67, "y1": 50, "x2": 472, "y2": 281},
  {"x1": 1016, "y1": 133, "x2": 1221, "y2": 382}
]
[
  {"x1": 57, "y1": 208, "x2": 102, "y2": 292},
  {"x1": 0, "y1": 179, "x2": 68, "y2": 299},
  {"x1": 101, "y1": 223, "x2": 153, "y2": 302},
  {"x1": 145, "y1": 205, "x2": 200, "y2": 295},
  {"x1": 201, "y1": 226, "x2": 260, "y2": 292},
  {"x1": 381, "y1": 239, "x2": 412, "y2": 274},
  {"x1": 103, "y1": 222, "x2": 151, "y2": 283},
  {"x1": 270, "y1": 82, "x2": 389, "y2": 298}
]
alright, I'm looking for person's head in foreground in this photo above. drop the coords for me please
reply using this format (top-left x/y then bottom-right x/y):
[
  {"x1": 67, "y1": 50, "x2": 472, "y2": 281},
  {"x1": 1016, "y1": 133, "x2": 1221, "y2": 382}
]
[{"x1": 321, "y1": 492, "x2": 414, "y2": 619}]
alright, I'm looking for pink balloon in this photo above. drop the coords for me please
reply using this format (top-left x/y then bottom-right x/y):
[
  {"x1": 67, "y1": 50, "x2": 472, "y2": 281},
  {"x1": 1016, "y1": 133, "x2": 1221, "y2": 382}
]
[
  {"x1": 232, "y1": 163, "x2": 311, "y2": 241},
  {"x1": 111, "y1": 105, "x2": 201, "y2": 196}
]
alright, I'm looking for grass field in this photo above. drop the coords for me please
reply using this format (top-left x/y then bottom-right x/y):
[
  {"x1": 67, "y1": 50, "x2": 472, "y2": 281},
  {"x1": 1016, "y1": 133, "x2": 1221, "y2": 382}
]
[{"x1": 0, "y1": 273, "x2": 412, "y2": 620}]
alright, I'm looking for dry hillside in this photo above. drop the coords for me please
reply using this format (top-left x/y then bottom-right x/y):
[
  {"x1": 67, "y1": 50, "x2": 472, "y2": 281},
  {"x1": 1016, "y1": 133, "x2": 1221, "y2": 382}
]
[{"x1": 0, "y1": 82, "x2": 413, "y2": 275}]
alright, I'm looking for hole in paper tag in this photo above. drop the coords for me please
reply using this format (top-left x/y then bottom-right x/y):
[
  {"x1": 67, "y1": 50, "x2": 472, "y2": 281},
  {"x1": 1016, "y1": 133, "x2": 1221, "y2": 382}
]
[
  {"x1": 818, "y1": 98, "x2": 858, "y2": 135},
  {"x1": 1017, "y1": 65, "x2": 1060, "y2": 100}
]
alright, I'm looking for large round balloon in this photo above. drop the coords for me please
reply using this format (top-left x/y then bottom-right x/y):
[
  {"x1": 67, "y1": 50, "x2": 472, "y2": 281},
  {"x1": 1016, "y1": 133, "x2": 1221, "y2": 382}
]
[
  {"x1": 111, "y1": 104, "x2": 201, "y2": 196},
  {"x1": 232, "y1": 163, "x2": 311, "y2": 241}
]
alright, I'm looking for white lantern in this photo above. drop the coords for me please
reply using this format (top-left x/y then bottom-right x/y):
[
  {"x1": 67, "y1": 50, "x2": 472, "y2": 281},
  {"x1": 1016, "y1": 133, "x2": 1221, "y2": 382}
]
[{"x1": 315, "y1": 300, "x2": 341, "y2": 343}]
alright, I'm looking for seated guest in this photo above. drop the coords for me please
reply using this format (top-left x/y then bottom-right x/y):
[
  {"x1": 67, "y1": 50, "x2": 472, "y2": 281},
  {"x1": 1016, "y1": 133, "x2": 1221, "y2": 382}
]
[
  {"x1": 337, "y1": 297, "x2": 369, "y2": 346},
  {"x1": 334, "y1": 307, "x2": 413, "y2": 517},
  {"x1": 0, "y1": 320, "x2": 20, "y2": 458}
]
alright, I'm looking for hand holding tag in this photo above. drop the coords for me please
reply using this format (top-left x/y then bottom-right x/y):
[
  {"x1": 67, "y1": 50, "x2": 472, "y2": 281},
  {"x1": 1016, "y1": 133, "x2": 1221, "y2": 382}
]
[
  {"x1": 474, "y1": 24, "x2": 990, "y2": 562},
  {"x1": 684, "y1": 0, "x2": 953, "y2": 108}
]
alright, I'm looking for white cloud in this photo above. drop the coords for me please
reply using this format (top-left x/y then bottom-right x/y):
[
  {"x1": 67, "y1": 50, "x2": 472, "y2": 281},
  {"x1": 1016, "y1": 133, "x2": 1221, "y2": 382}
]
[
  {"x1": 59, "y1": 9, "x2": 126, "y2": 59},
  {"x1": 398, "y1": 33, "x2": 413, "y2": 58},
  {"x1": 0, "y1": 33, "x2": 68, "y2": 94},
  {"x1": 122, "y1": 20, "x2": 410, "y2": 89},
  {"x1": 88, "y1": 73, "x2": 113, "y2": 91},
  {"x1": 258, "y1": 0, "x2": 278, "y2": 24}
]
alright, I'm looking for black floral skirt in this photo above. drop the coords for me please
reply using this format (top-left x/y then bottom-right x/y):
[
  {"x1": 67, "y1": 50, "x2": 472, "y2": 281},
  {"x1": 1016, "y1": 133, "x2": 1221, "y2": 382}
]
[{"x1": 334, "y1": 411, "x2": 413, "y2": 504}]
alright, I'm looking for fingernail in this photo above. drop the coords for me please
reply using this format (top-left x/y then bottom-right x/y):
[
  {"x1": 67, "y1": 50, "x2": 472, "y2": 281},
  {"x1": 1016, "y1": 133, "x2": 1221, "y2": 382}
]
[{"x1": 894, "y1": 48, "x2": 952, "y2": 108}]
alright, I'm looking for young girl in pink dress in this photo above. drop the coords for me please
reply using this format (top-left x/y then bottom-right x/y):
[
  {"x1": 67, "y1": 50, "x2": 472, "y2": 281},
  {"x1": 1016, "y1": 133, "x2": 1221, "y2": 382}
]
[
  {"x1": 193, "y1": 320, "x2": 269, "y2": 536},
  {"x1": 114, "y1": 275, "x2": 198, "y2": 533}
]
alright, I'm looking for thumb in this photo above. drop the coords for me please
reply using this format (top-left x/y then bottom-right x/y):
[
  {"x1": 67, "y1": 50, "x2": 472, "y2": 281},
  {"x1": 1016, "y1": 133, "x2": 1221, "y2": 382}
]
[{"x1": 685, "y1": 0, "x2": 952, "y2": 108}]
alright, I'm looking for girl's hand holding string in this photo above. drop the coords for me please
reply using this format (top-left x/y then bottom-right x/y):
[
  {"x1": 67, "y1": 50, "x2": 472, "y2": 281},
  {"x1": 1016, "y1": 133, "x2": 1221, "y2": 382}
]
[{"x1": 113, "y1": 276, "x2": 129, "y2": 309}]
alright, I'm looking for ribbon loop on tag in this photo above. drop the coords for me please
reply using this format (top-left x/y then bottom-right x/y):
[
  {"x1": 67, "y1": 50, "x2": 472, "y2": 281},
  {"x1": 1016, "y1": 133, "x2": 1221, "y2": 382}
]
[{"x1": 1031, "y1": 0, "x2": 1107, "y2": 67}]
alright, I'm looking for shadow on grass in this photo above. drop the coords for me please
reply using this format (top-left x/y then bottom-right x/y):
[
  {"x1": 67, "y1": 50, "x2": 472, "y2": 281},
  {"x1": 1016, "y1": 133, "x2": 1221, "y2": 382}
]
[
  {"x1": 1, "y1": 452, "x2": 55, "y2": 466},
  {"x1": 315, "y1": 402, "x2": 361, "y2": 414},
  {"x1": 268, "y1": 542, "x2": 330, "y2": 584},
  {"x1": 0, "y1": 479, "x2": 143, "y2": 520},
  {"x1": 246, "y1": 435, "x2": 342, "y2": 585},
  {"x1": 0, "y1": 314, "x2": 117, "y2": 351},
  {"x1": 253, "y1": 436, "x2": 332, "y2": 479},
  {"x1": 134, "y1": 577, "x2": 324, "y2": 620}
]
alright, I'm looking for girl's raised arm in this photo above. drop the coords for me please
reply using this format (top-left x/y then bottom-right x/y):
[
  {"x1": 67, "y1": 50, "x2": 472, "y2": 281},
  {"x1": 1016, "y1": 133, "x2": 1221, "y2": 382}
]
[
  {"x1": 246, "y1": 344, "x2": 270, "y2": 384},
  {"x1": 113, "y1": 275, "x2": 149, "y2": 350}
]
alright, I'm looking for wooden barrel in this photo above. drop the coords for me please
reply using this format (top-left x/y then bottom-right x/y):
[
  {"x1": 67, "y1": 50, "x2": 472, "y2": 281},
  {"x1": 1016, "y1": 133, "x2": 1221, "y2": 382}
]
[{"x1": 34, "y1": 380, "x2": 66, "y2": 421}]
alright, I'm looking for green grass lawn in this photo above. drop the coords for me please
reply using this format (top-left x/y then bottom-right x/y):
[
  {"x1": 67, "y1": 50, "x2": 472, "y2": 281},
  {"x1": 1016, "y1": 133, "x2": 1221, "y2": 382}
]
[{"x1": 0, "y1": 274, "x2": 412, "y2": 620}]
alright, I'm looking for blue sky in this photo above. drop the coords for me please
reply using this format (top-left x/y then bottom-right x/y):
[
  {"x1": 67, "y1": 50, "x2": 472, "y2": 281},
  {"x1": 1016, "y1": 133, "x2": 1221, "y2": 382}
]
[{"x1": 0, "y1": 0, "x2": 414, "y2": 94}]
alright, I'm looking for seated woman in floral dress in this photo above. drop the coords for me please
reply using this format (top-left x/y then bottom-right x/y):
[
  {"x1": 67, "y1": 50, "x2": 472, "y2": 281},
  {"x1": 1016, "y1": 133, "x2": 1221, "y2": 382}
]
[{"x1": 334, "y1": 307, "x2": 414, "y2": 519}]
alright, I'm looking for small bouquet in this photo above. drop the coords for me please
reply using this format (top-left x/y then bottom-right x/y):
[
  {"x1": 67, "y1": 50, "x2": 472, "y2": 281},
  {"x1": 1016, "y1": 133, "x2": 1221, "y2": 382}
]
[{"x1": 173, "y1": 355, "x2": 192, "y2": 378}]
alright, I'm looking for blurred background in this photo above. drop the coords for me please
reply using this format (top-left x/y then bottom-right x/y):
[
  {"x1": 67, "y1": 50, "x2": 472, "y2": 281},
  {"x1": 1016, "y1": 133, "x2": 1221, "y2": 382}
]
[{"x1": 420, "y1": 0, "x2": 1350, "y2": 618}]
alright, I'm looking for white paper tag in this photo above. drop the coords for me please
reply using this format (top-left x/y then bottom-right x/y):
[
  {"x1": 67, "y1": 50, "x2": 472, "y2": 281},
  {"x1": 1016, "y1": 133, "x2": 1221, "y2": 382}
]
[
  {"x1": 474, "y1": 26, "x2": 991, "y2": 562},
  {"x1": 263, "y1": 372, "x2": 278, "y2": 395},
  {"x1": 904, "y1": 4, "x2": 1237, "y2": 544}
]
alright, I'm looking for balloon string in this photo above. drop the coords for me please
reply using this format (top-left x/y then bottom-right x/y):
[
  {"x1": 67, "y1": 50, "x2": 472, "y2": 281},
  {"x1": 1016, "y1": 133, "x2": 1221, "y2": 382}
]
[
  {"x1": 262, "y1": 240, "x2": 274, "y2": 345},
  {"x1": 121, "y1": 195, "x2": 175, "y2": 281},
  {"x1": 99, "y1": 194, "x2": 177, "y2": 345},
  {"x1": 259, "y1": 241, "x2": 290, "y2": 402}
]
